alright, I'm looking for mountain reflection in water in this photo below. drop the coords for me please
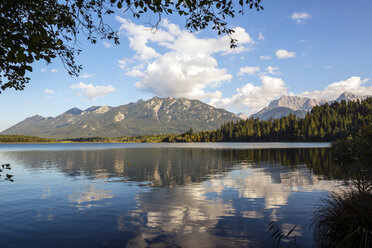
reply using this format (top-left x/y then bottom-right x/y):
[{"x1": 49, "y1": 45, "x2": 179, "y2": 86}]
[{"x1": 0, "y1": 145, "x2": 346, "y2": 248}]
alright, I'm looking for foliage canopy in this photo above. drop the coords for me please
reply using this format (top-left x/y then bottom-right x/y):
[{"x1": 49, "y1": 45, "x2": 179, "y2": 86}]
[
  {"x1": 166, "y1": 98, "x2": 372, "y2": 142},
  {"x1": 0, "y1": 0, "x2": 263, "y2": 92}
]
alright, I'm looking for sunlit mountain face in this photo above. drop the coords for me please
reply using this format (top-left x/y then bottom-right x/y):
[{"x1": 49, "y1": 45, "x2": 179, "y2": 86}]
[{"x1": 1, "y1": 97, "x2": 240, "y2": 138}]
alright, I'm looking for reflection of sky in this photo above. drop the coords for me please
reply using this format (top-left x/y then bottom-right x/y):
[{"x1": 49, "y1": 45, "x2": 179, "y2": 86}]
[
  {"x1": 0, "y1": 146, "x2": 345, "y2": 248},
  {"x1": 68, "y1": 185, "x2": 114, "y2": 210},
  {"x1": 123, "y1": 163, "x2": 343, "y2": 247}
]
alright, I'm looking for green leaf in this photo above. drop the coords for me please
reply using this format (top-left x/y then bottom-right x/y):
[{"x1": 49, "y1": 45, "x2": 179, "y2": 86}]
[{"x1": 16, "y1": 52, "x2": 26, "y2": 62}]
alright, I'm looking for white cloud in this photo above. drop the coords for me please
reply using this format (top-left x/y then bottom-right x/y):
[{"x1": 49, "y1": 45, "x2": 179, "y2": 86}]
[
  {"x1": 50, "y1": 69, "x2": 59, "y2": 73},
  {"x1": 44, "y1": 88, "x2": 54, "y2": 100},
  {"x1": 118, "y1": 58, "x2": 131, "y2": 69},
  {"x1": 116, "y1": 17, "x2": 254, "y2": 100},
  {"x1": 70, "y1": 82, "x2": 116, "y2": 100},
  {"x1": 275, "y1": 49, "x2": 296, "y2": 59},
  {"x1": 324, "y1": 65, "x2": 332, "y2": 69},
  {"x1": 41, "y1": 68, "x2": 47, "y2": 72},
  {"x1": 237, "y1": 66, "x2": 260, "y2": 76},
  {"x1": 116, "y1": 17, "x2": 254, "y2": 61},
  {"x1": 116, "y1": 16, "x2": 175, "y2": 61},
  {"x1": 258, "y1": 32, "x2": 265, "y2": 40},
  {"x1": 298, "y1": 39, "x2": 306, "y2": 43},
  {"x1": 162, "y1": 26, "x2": 254, "y2": 56},
  {"x1": 211, "y1": 76, "x2": 288, "y2": 114},
  {"x1": 125, "y1": 69, "x2": 144, "y2": 77},
  {"x1": 79, "y1": 73, "x2": 93, "y2": 78},
  {"x1": 44, "y1": 89, "x2": 54, "y2": 94},
  {"x1": 265, "y1": 66, "x2": 279, "y2": 75},
  {"x1": 260, "y1": 55, "x2": 272, "y2": 60},
  {"x1": 291, "y1": 12, "x2": 310, "y2": 23},
  {"x1": 102, "y1": 41, "x2": 112, "y2": 48},
  {"x1": 300, "y1": 77, "x2": 372, "y2": 100},
  {"x1": 135, "y1": 52, "x2": 229, "y2": 100}
]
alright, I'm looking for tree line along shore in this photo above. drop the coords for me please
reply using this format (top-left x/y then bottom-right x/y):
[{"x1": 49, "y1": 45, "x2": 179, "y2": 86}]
[{"x1": 1, "y1": 98, "x2": 371, "y2": 144}]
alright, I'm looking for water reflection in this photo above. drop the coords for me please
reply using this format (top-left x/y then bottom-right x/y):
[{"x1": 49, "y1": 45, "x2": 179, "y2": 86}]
[
  {"x1": 0, "y1": 146, "x2": 348, "y2": 248},
  {"x1": 2, "y1": 148, "x2": 349, "y2": 186},
  {"x1": 68, "y1": 185, "x2": 114, "y2": 210},
  {"x1": 121, "y1": 162, "x2": 340, "y2": 247}
]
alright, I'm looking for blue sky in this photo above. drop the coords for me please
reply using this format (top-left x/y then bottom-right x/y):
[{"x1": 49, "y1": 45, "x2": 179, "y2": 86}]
[{"x1": 1, "y1": 0, "x2": 372, "y2": 131}]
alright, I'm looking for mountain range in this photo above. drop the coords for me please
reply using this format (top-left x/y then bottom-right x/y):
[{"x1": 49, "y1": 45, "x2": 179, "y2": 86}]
[
  {"x1": 2, "y1": 91, "x2": 369, "y2": 139},
  {"x1": 251, "y1": 91, "x2": 370, "y2": 120},
  {"x1": 1, "y1": 97, "x2": 240, "y2": 139}
]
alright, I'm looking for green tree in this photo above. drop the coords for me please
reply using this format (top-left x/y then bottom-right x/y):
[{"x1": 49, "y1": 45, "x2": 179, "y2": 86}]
[
  {"x1": 168, "y1": 98, "x2": 372, "y2": 143},
  {"x1": 0, "y1": 0, "x2": 264, "y2": 92}
]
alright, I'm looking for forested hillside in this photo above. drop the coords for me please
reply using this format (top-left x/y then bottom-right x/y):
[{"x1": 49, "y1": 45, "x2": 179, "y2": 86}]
[{"x1": 165, "y1": 98, "x2": 372, "y2": 142}]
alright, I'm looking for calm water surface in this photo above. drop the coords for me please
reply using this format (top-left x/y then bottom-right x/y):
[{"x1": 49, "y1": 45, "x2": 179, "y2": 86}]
[{"x1": 0, "y1": 143, "x2": 345, "y2": 248}]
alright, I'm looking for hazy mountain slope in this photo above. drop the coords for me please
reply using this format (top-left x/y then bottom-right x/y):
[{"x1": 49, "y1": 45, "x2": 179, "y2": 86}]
[
  {"x1": 334, "y1": 91, "x2": 370, "y2": 102},
  {"x1": 251, "y1": 107, "x2": 307, "y2": 121},
  {"x1": 268, "y1": 95, "x2": 326, "y2": 110},
  {"x1": 251, "y1": 92, "x2": 368, "y2": 120},
  {"x1": 2, "y1": 97, "x2": 240, "y2": 138},
  {"x1": 252, "y1": 95, "x2": 323, "y2": 120}
]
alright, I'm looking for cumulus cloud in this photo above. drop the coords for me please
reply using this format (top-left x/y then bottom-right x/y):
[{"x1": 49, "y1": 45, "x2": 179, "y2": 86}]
[
  {"x1": 41, "y1": 68, "x2": 47, "y2": 72},
  {"x1": 102, "y1": 41, "x2": 112, "y2": 48},
  {"x1": 70, "y1": 82, "x2": 116, "y2": 100},
  {"x1": 237, "y1": 66, "x2": 260, "y2": 76},
  {"x1": 135, "y1": 52, "x2": 229, "y2": 100},
  {"x1": 276, "y1": 49, "x2": 296, "y2": 59},
  {"x1": 265, "y1": 66, "x2": 279, "y2": 75},
  {"x1": 116, "y1": 17, "x2": 255, "y2": 100},
  {"x1": 260, "y1": 55, "x2": 272, "y2": 60},
  {"x1": 117, "y1": 58, "x2": 130, "y2": 69},
  {"x1": 291, "y1": 12, "x2": 310, "y2": 23},
  {"x1": 211, "y1": 76, "x2": 288, "y2": 114},
  {"x1": 79, "y1": 73, "x2": 93, "y2": 79},
  {"x1": 211, "y1": 76, "x2": 371, "y2": 116},
  {"x1": 125, "y1": 69, "x2": 144, "y2": 77},
  {"x1": 116, "y1": 16, "x2": 175, "y2": 61},
  {"x1": 116, "y1": 17, "x2": 254, "y2": 60},
  {"x1": 300, "y1": 77, "x2": 372, "y2": 100},
  {"x1": 163, "y1": 26, "x2": 254, "y2": 56},
  {"x1": 50, "y1": 69, "x2": 58, "y2": 73}
]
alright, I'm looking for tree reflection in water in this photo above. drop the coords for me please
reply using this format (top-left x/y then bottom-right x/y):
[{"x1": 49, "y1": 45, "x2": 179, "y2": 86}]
[{"x1": 0, "y1": 147, "x2": 358, "y2": 247}]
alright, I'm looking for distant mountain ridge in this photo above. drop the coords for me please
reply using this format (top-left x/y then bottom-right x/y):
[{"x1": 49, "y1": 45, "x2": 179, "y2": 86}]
[
  {"x1": 267, "y1": 95, "x2": 326, "y2": 110},
  {"x1": 2, "y1": 97, "x2": 240, "y2": 139},
  {"x1": 334, "y1": 91, "x2": 370, "y2": 102},
  {"x1": 251, "y1": 91, "x2": 370, "y2": 120}
]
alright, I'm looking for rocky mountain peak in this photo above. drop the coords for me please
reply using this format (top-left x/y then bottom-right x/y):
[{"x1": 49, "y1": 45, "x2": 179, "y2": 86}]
[
  {"x1": 252, "y1": 92, "x2": 370, "y2": 121},
  {"x1": 268, "y1": 95, "x2": 320, "y2": 111},
  {"x1": 84, "y1": 106, "x2": 101, "y2": 112},
  {"x1": 237, "y1": 113, "x2": 248, "y2": 119},
  {"x1": 94, "y1": 106, "x2": 111, "y2": 114},
  {"x1": 65, "y1": 108, "x2": 82, "y2": 115},
  {"x1": 335, "y1": 91, "x2": 368, "y2": 102},
  {"x1": 2, "y1": 96, "x2": 239, "y2": 138}
]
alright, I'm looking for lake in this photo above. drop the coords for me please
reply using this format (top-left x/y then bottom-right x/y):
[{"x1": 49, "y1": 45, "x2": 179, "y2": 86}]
[{"x1": 0, "y1": 143, "x2": 346, "y2": 247}]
